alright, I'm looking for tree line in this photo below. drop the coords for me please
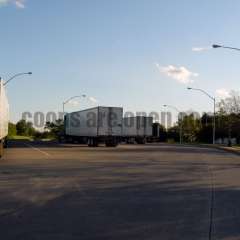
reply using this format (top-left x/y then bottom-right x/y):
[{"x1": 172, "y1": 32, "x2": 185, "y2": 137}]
[
  {"x1": 8, "y1": 119, "x2": 64, "y2": 140},
  {"x1": 8, "y1": 91, "x2": 240, "y2": 145},
  {"x1": 153, "y1": 91, "x2": 240, "y2": 144}
]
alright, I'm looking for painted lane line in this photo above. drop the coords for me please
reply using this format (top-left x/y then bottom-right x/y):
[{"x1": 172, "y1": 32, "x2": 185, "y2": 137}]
[{"x1": 23, "y1": 143, "x2": 51, "y2": 157}]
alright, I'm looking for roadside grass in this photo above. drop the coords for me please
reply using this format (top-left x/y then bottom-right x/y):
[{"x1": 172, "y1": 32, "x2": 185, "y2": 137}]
[
  {"x1": 8, "y1": 135, "x2": 56, "y2": 142},
  {"x1": 39, "y1": 138, "x2": 56, "y2": 141},
  {"x1": 8, "y1": 135, "x2": 33, "y2": 140}
]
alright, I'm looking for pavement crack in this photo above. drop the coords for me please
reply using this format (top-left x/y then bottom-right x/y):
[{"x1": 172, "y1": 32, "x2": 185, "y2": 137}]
[{"x1": 207, "y1": 164, "x2": 215, "y2": 240}]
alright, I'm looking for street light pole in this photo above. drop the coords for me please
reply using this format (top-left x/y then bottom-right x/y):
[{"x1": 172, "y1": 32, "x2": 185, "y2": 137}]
[
  {"x1": 163, "y1": 104, "x2": 183, "y2": 144},
  {"x1": 62, "y1": 95, "x2": 87, "y2": 116},
  {"x1": 212, "y1": 43, "x2": 240, "y2": 145},
  {"x1": 187, "y1": 87, "x2": 216, "y2": 144},
  {"x1": 3, "y1": 72, "x2": 32, "y2": 86},
  {"x1": 213, "y1": 97, "x2": 216, "y2": 145}
]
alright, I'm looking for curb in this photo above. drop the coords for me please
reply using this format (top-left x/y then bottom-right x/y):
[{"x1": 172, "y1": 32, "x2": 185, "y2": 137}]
[
  {"x1": 161, "y1": 143, "x2": 240, "y2": 156},
  {"x1": 214, "y1": 146, "x2": 240, "y2": 156},
  {"x1": 196, "y1": 144, "x2": 240, "y2": 156}
]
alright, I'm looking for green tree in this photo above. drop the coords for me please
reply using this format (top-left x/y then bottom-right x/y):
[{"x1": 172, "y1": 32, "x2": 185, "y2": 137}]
[
  {"x1": 167, "y1": 125, "x2": 179, "y2": 142},
  {"x1": 16, "y1": 120, "x2": 36, "y2": 136},
  {"x1": 8, "y1": 122, "x2": 17, "y2": 137},
  {"x1": 44, "y1": 119, "x2": 64, "y2": 138},
  {"x1": 196, "y1": 113, "x2": 214, "y2": 143},
  {"x1": 152, "y1": 123, "x2": 167, "y2": 142},
  {"x1": 217, "y1": 91, "x2": 240, "y2": 143},
  {"x1": 181, "y1": 114, "x2": 201, "y2": 143},
  {"x1": 26, "y1": 122, "x2": 36, "y2": 136},
  {"x1": 16, "y1": 119, "x2": 28, "y2": 136}
]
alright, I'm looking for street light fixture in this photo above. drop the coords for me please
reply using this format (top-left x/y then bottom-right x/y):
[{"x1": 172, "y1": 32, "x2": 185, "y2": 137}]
[
  {"x1": 187, "y1": 87, "x2": 216, "y2": 144},
  {"x1": 3, "y1": 72, "x2": 32, "y2": 86},
  {"x1": 62, "y1": 95, "x2": 87, "y2": 115},
  {"x1": 212, "y1": 44, "x2": 240, "y2": 51},
  {"x1": 212, "y1": 44, "x2": 222, "y2": 48},
  {"x1": 163, "y1": 104, "x2": 183, "y2": 144}
]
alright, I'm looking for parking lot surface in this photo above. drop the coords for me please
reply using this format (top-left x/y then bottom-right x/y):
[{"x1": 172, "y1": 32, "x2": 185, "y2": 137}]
[{"x1": 0, "y1": 141, "x2": 240, "y2": 240}]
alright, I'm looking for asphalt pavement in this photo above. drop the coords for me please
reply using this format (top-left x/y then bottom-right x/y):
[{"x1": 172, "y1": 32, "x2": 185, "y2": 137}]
[{"x1": 0, "y1": 140, "x2": 240, "y2": 240}]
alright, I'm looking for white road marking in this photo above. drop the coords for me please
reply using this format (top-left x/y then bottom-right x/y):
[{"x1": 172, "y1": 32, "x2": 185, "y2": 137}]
[{"x1": 23, "y1": 143, "x2": 51, "y2": 157}]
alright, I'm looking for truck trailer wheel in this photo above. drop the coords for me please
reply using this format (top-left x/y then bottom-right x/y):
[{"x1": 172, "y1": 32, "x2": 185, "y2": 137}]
[
  {"x1": 0, "y1": 140, "x2": 4, "y2": 158},
  {"x1": 136, "y1": 137, "x2": 146, "y2": 144},
  {"x1": 88, "y1": 138, "x2": 93, "y2": 147},
  {"x1": 58, "y1": 135, "x2": 65, "y2": 143},
  {"x1": 126, "y1": 138, "x2": 135, "y2": 144},
  {"x1": 3, "y1": 138, "x2": 8, "y2": 148},
  {"x1": 88, "y1": 138, "x2": 98, "y2": 147},
  {"x1": 105, "y1": 138, "x2": 118, "y2": 147}
]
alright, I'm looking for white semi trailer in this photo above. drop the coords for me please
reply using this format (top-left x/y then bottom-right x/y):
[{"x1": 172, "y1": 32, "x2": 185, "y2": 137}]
[
  {"x1": 122, "y1": 116, "x2": 153, "y2": 144},
  {"x1": 62, "y1": 106, "x2": 123, "y2": 147},
  {"x1": 0, "y1": 79, "x2": 9, "y2": 157}
]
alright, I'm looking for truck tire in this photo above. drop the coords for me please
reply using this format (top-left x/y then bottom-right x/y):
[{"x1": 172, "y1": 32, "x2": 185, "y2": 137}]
[
  {"x1": 105, "y1": 138, "x2": 118, "y2": 147},
  {"x1": 3, "y1": 138, "x2": 8, "y2": 148},
  {"x1": 66, "y1": 137, "x2": 73, "y2": 143},
  {"x1": 0, "y1": 140, "x2": 4, "y2": 158},
  {"x1": 88, "y1": 138, "x2": 93, "y2": 147},
  {"x1": 88, "y1": 138, "x2": 98, "y2": 147},
  {"x1": 58, "y1": 135, "x2": 65, "y2": 143},
  {"x1": 136, "y1": 137, "x2": 146, "y2": 144},
  {"x1": 126, "y1": 138, "x2": 135, "y2": 144},
  {"x1": 93, "y1": 138, "x2": 98, "y2": 147}
]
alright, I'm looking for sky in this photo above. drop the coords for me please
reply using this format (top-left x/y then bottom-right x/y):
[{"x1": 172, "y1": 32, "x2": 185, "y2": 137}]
[{"x1": 1, "y1": 0, "x2": 240, "y2": 124}]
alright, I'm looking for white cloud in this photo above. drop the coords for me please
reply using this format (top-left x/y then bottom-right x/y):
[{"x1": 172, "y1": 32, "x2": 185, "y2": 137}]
[
  {"x1": 15, "y1": 0, "x2": 25, "y2": 8},
  {"x1": 216, "y1": 88, "x2": 230, "y2": 99},
  {"x1": 67, "y1": 96, "x2": 98, "y2": 107},
  {"x1": 156, "y1": 63, "x2": 198, "y2": 84},
  {"x1": 88, "y1": 96, "x2": 98, "y2": 103},
  {"x1": 68, "y1": 100, "x2": 80, "y2": 106},
  {"x1": 0, "y1": 0, "x2": 25, "y2": 8},
  {"x1": 192, "y1": 46, "x2": 211, "y2": 52}
]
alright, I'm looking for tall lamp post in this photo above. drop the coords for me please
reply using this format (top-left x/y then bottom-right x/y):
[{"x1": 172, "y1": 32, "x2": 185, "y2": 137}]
[
  {"x1": 62, "y1": 95, "x2": 87, "y2": 115},
  {"x1": 163, "y1": 104, "x2": 183, "y2": 144},
  {"x1": 213, "y1": 44, "x2": 240, "y2": 52},
  {"x1": 212, "y1": 43, "x2": 240, "y2": 146},
  {"x1": 3, "y1": 72, "x2": 32, "y2": 86},
  {"x1": 187, "y1": 87, "x2": 216, "y2": 144}
]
